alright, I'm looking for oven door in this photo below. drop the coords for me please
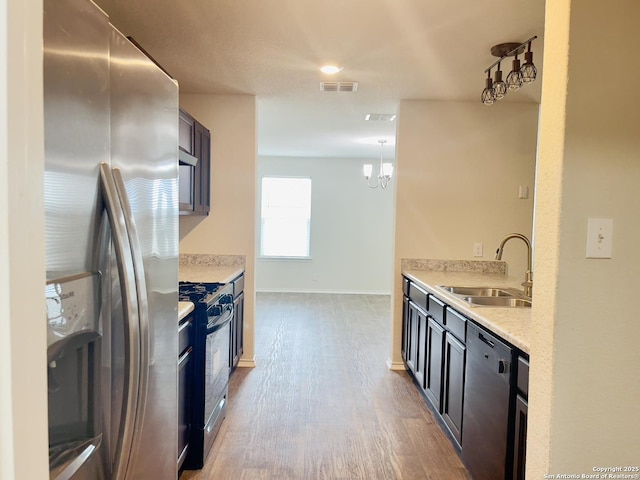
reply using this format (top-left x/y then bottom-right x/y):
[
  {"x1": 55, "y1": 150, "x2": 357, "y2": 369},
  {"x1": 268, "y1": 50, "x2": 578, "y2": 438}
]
[{"x1": 202, "y1": 311, "x2": 231, "y2": 457}]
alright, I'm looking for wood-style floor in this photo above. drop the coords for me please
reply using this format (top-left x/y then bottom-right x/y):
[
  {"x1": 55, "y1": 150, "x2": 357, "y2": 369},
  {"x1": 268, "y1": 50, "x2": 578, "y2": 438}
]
[{"x1": 181, "y1": 292, "x2": 470, "y2": 480}]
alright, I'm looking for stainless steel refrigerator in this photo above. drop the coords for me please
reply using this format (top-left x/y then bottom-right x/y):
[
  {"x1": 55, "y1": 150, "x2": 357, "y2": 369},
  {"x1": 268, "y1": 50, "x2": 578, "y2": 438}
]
[{"x1": 44, "y1": 0, "x2": 179, "y2": 478}]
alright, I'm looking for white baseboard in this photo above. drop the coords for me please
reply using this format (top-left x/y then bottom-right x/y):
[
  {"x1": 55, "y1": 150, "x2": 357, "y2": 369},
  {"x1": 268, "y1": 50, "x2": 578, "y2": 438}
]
[
  {"x1": 387, "y1": 358, "x2": 407, "y2": 371},
  {"x1": 256, "y1": 288, "x2": 391, "y2": 295}
]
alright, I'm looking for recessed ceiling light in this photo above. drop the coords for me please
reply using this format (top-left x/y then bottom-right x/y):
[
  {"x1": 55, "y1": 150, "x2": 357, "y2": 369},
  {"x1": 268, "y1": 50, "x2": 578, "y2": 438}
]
[{"x1": 320, "y1": 65, "x2": 342, "y2": 74}]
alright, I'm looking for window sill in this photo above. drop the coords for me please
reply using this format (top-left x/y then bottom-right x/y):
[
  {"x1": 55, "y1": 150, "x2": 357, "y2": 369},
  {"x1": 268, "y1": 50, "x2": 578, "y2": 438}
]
[{"x1": 258, "y1": 256, "x2": 312, "y2": 261}]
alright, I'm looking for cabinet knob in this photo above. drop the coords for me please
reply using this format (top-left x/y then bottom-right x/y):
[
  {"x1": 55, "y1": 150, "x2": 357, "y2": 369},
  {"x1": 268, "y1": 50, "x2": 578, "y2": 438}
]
[{"x1": 219, "y1": 293, "x2": 234, "y2": 305}]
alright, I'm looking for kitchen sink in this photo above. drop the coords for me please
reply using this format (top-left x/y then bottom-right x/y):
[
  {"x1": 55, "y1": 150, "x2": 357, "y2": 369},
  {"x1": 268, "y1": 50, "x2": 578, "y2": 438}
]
[
  {"x1": 437, "y1": 285, "x2": 531, "y2": 308},
  {"x1": 438, "y1": 286, "x2": 514, "y2": 297},
  {"x1": 461, "y1": 296, "x2": 532, "y2": 308}
]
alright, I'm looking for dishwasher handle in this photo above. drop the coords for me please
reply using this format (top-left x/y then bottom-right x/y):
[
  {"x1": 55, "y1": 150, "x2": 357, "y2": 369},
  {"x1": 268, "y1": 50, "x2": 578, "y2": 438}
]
[{"x1": 478, "y1": 332, "x2": 496, "y2": 348}]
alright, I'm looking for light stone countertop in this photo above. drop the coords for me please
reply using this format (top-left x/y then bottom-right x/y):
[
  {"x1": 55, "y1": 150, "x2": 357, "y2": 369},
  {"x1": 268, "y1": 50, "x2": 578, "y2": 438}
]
[
  {"x1": 178, "y1": 301, "x2": 194, "y2": 322},
  {"x1": 179, "y1": 264, "x2": 244, "y2": 284},
  {"x1": 403, "y1": 269, "x2": 531, "y2": 354},
  {"x1": 179, "y1": 253, "x2": 245, "y2": 284},
  {"x1": 177, "y1": 254, "x2": 244, "y2": 325}
]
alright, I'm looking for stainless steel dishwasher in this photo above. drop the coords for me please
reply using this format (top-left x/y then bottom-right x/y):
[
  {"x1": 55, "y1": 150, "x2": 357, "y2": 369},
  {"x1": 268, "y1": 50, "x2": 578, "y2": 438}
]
[{"x1": 462, "y1": 322, "x2": 513, "y2": 480}]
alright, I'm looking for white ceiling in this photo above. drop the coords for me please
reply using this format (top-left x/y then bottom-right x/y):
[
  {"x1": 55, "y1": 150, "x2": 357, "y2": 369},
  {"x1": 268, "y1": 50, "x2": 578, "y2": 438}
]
[{"x1": 95, "y1": 0, "x2": 546, "y2": 159}]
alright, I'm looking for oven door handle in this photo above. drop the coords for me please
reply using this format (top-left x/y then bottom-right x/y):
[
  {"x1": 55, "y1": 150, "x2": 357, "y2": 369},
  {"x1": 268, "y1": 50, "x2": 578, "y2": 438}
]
[{"x1": 206, "y1": 313, "x2": 232, "y2": 335}]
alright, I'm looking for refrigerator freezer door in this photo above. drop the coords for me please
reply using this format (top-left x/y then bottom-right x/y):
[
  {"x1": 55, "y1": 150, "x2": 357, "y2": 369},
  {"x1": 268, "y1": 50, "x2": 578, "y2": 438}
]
[
  {"x1": 43, "y1": 0, "x2": 110, "y2": 478},
  {"x1": 109, "y1": 27, "x2": 179, "y2": 479},
  {"x1": 43, "y1": 0, "x2": 110, "y2": 280}
]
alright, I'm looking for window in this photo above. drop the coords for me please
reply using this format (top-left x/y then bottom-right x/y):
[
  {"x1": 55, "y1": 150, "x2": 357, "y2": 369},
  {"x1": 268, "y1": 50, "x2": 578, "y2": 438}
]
[{"x1": 260, "y1": 177, "x2": 312, "y2": 258}]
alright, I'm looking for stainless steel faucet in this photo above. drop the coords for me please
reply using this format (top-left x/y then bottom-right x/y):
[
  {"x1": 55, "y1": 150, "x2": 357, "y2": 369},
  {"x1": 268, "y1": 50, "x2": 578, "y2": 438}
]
[{"x1": 495, "y1": 233, "x2": 533, "y2": 297}]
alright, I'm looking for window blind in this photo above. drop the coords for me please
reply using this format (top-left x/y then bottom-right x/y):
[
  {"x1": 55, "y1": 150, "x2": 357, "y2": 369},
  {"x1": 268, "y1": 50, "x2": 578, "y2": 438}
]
[{"x1": 260, "y1": 177, "x2": 312, "y2": 257}]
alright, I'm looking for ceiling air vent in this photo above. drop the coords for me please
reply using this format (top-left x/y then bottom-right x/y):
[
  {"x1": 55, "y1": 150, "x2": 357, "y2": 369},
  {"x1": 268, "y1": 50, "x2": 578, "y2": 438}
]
[
  {"x1": 365, "y1": 113, "x2": 397, "y2": 122},
  {"x1": 319, "y1": 81, "x2": 359, "y2": 92}
]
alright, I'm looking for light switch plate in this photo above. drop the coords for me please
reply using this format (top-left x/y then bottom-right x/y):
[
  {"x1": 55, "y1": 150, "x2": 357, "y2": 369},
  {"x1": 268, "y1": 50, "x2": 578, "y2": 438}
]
[
  {"x1": 473, "y1": 242, "x2": 483, "y2": 257},
  {"x1": 518, "y1": 185, "x2": 529, "y2": 199},
  {"x1": 586, "y1": 218, "x2": 613, "y2": 259}
]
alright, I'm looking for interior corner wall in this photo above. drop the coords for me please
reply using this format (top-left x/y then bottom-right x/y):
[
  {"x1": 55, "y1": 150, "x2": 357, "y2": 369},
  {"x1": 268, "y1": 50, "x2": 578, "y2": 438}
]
[
  {"x1": 178, "y1": 93, "x2": 257, "y2": 363},
  {"x1": 0, "y1": 0, "x2": 49, "y2": 478},
  {"x1": 255, "y1": 155, "x2": 395, "y2": 294},
  {"x1": 528, "y1": 0, "x2": 640, "y2": 476},
  {"x1": 390, "y1": 99, "x2": 538, "y2": 365}
]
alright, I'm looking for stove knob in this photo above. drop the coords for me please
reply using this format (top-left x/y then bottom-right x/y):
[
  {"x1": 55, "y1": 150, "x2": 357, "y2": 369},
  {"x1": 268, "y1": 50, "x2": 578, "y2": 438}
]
[
  {"x1": 207, "y1": 305, "x2": 222, "y2": 316},
  {"x1": 219, "y1": 293, "x2": 234, "y2": 305}
]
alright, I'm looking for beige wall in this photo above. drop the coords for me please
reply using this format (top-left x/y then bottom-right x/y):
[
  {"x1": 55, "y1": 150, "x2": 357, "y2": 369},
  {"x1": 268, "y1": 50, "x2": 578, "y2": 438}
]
[
  {"x1": 390, "y1": 100, "x2": 538, "y2": 366},
  {"x1": 529, "y1": 0, "x2": 640, "y2": 475},
  {"x1": 178, "y1": 94, "x2": 257, "y2": 364},
  {"x1": 0, "y1": 0, "x2": 49, "y2": 478}
]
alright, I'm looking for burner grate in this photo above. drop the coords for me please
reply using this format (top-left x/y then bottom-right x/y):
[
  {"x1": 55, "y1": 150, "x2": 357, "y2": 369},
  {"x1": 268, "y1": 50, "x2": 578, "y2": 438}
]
[{"x1": 178, "y1": 281, "x2": 225, "y2": 303}]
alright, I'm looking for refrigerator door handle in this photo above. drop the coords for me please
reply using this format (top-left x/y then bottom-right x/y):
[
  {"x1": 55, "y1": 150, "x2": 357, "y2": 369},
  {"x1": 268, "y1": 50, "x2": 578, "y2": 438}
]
[
  {"x1": 99, "y1": 163, "x2": 140, "y2": 480},
  {"x1": 112, "y1": 167, "x2": 151, "y2": 467}
]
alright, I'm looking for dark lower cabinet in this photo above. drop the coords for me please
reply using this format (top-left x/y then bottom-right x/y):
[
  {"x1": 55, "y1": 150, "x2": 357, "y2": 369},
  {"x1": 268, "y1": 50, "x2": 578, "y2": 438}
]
[
  {"x1": 512, "y1": 355, "x2": 529, "y2": 480},
  {"x1": 401, "y1": 296, "x2": 410, "y2": 363},
  {"x1": 425, "y1": 317, "x2": 444, "y2": 411},
  {"x1": 402, "y1": 275, "x2": 530, "y2": 480},
  {"x1": 442, "y1": 333, "x2": 465, "y2": 445},
  {"x1": 406, "y1": 302, "x2": 418, "y2": 373},
  {"x1": 513, "y1": 395, "x2": 528, "y2": 480},
  {"x1": 404, "y1": 301, "x2": 428, "y2": 388},
  {"x1": 405, "y1": 299, "x2": 429, "y2": 390},
  {"x1": 402, "y1": 277, "x2": 466, "y2": 444},
  {"x1": 230, "y1": 273, "x2": 245, "y2": 371}
]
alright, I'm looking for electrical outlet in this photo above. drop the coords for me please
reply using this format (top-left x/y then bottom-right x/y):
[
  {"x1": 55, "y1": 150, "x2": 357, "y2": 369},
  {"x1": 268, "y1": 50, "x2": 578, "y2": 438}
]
[
  {"x1": 586, "y1": 218, "x2": 613, "y2": 258},
  {"x1": 473, "y1": 242, "x2": 483, "y2": 257}
]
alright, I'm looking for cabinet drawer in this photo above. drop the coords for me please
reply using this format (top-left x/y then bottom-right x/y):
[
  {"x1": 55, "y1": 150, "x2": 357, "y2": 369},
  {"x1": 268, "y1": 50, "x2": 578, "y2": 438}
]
[
  {"x1": 402, "y1": 277, "x2": 410, "y2": 297},
  {"x1": 428, "y1": 294, "x2": 446, "y2": 326},
  {"x1": 178, "y1": 316, "x2": 193, "y2": 356},
  {"x1": 517, "y1": 356, "x2": 529, "y2": 398},
  {"x1": 445, "y1": 307, "x2": 467, "y2": 343},
  {"x1": 409, "y1": 282, "x2": 428, "y2": 311}
]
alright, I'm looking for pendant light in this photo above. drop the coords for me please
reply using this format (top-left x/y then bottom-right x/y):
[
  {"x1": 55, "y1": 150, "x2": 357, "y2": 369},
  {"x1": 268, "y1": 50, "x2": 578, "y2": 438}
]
[
  {"x1": 506, "y1": 53, "x2": 523, "y2": 91},
  {"x1": 520, "y1": 41, "x2": 537, "y2": 83},
  {"x1": 363, "y1": 140, "x2": 393, "y2": 189},
  {"x1": 493, "y1": 62, "x2": 507, "y2": 100},
  {"x1": 481, "y1": 36, "x2": 538, "y2": 105},
  {"x1": 481, "y1": 71, "x2": 495, "y2": 105}
]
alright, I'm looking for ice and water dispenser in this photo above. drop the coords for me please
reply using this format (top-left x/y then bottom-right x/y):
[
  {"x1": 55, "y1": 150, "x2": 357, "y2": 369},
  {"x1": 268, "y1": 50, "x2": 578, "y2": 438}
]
[{"x1": 46, "y1": 272, "x2": 104, "y2": 479}]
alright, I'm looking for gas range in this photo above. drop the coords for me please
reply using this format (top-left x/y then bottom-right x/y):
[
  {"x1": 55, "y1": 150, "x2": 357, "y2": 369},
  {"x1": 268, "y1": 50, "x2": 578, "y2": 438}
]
[
  {"x1": 179, "y1": 282, "x2": 234, "y2": 324},
  {"x1": 178, "y1": 280, "x2": 233, "y2": 471},
  {"x1": 179, "y1": 281, "x2": 230, "y2": 304}
]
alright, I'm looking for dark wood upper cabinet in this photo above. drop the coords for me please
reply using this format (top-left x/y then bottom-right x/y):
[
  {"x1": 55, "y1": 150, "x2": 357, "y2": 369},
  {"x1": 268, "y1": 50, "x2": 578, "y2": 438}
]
[
  {"x1": 194, "y1": 121, "x2": 210, "y2": 215},
  {"x1": 179, "y1": 108, "x2": 210, "y2": 215}
]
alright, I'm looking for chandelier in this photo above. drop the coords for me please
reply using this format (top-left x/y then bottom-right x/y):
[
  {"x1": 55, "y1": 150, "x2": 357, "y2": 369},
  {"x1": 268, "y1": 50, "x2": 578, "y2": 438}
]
[
  {"x1": 363, "y1": 140, "x2": 393, "y2": 189},
  {"x1": 482, "y1": 36, "x2": 538, "y2": 105}
]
